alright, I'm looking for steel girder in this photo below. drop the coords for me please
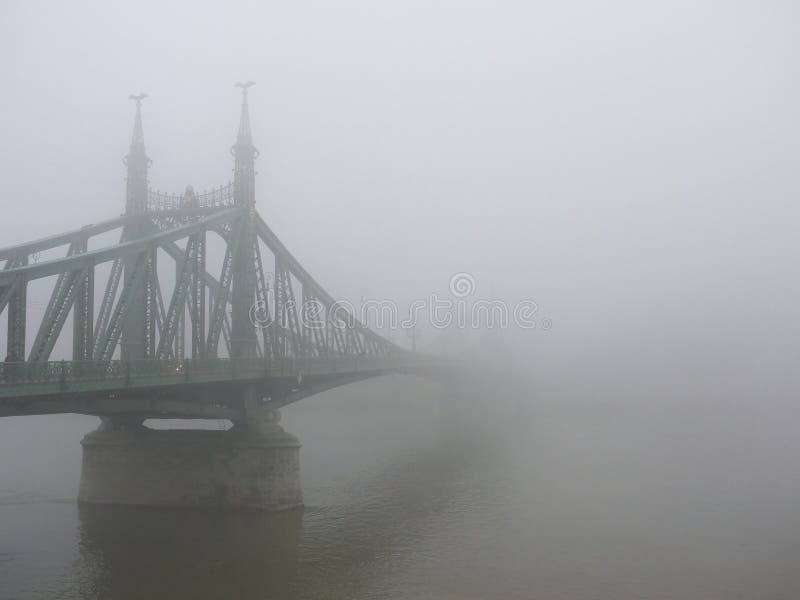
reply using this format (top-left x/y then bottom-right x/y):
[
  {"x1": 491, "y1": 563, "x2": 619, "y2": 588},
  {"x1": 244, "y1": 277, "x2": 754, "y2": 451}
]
[
  {"x1": 95, "y1": 251, "x2": 150, "y2": 363},
  {"x1": 255, "y1": 214, "x2": 402, "y2": 357},
  {"x1": 206, "y1": 244, "x2": 235, "y2": 357},
  {"x1": 92, "y1": 258, "x2": 123, "y2": 358},
  {"x1": 274, "y1": 258, "x2": 303, "y2": 358},
  {"x1": 0, "y1": 275, "x2": 21, "y2": 318},
  {"x1": 143, "y1": 249, "x2": 158, "y2": 358},
  {"x1": 0, "y1": 216, "x2": 129, "y2": 263},
  {"x1": 72, "y1": 241, "x2": 95, "y2": 361},
  {"x1": 175, "y1": 270, "x2": 185, "y2": 358},
  {"x1": 157, "y1": 236, "x2": 198, "y2": 359},
  {"x1": 0, "y1": 208, "x2": 241, "y2": 285},
  {"x1": 28, "y1": 241, "x2": 83, "y2": 362},
  {"x1": 29, "y1": 271, "x2": 91, "y2": 364},
  {"x1": 0, "y1": 198, "x2": 405, "y2": 368},
  {"x1": 3, "y1": 257, "x2": 27, "y2": 361},
  {"x1": 188, "y1": 231, "x2": 206, "y2": 359},
  {"x1": 253, "y1": 240, "x2": 273, "y2": 361}
]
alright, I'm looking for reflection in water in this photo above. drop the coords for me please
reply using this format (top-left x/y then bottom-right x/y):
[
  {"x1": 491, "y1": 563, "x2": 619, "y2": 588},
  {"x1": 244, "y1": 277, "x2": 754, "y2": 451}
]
[
  {"x1": 293, "y1": 411, "x2": 502, "y2": 600},
  {"x1": 76, "y1": 505, "x2": 303, "y2": 600}
]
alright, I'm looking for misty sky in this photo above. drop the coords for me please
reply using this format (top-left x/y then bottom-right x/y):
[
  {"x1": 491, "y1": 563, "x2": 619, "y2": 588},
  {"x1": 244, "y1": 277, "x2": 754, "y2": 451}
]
[{"x1": 1, "y1": 0, "x2": 798, "y2": 397}]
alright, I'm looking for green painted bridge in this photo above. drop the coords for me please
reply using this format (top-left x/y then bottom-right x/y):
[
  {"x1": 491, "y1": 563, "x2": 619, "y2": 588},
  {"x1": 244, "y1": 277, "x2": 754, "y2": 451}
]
[{"x1": 0, "y1": 87, "x2": 453, "y2": 425}]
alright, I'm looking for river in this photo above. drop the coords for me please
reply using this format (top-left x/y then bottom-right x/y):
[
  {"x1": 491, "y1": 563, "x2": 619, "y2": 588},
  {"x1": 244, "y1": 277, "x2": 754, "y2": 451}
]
[{"x1": 1, "y1": 376, "x2": 798, "y2": 599}]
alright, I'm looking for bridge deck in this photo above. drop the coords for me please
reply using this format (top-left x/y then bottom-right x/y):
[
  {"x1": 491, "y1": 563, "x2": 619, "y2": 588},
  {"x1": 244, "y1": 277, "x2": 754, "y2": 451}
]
[
  {"x1": 0, "y1": 356, "x2": 457, "y2": 420},
  {"x1": 0, "y1": 356, "x2": 442, "y2": 401}
]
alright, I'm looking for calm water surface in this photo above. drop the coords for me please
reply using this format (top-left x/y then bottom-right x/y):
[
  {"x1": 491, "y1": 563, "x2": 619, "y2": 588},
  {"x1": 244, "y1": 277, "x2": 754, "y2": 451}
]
[{"x1": 1, "y1": 376, "x2": 799, "y2": 599}]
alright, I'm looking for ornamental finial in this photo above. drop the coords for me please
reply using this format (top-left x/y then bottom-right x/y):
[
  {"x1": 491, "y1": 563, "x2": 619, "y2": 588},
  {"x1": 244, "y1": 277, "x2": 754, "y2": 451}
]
[
  {"x1": 127, "y1": 93, "x2": 148, "y2": 157},
  {"x1": 233, "y1": 82, "x2": 255, "y2": 147},
  {"x1": 128, "y1": 92, "x2": 148, "y2": 107},
  {"x1": 234, "y1": 81, "x2": 255, "y2": 97},
  {"x1": 124, "y1": 93, "x2": 150, "y2": 214}
]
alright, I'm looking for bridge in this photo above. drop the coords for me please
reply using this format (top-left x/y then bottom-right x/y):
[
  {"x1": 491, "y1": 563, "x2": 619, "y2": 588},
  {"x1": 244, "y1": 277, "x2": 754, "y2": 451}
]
[{"x1": 0, "y1": 86, "x2": 456, "y2": 510}]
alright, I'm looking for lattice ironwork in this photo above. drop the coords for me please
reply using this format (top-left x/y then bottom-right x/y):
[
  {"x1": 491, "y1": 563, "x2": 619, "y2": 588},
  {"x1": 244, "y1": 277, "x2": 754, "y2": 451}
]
[
  {"x1": 147, "y1": 183, "x2": 235, "y2": 212},
  {"x1": 0, "y1": 85, "x2": 418, "y2": 418}
]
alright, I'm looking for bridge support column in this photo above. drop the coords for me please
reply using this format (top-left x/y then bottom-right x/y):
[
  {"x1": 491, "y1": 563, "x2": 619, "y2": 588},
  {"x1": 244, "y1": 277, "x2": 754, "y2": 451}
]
[{"x1": 78, "y1": 412, "x2": 302, "y2": 511}]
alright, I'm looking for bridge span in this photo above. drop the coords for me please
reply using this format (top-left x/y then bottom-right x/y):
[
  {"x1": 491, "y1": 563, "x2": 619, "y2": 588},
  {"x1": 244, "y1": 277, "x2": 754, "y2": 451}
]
[{"x1": 0, "y1": 87, "x2": 457, "y2": 510}]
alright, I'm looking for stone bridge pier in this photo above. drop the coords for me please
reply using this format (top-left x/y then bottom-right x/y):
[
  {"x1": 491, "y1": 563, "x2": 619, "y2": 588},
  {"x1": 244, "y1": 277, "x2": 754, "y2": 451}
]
[{"x1": 77, "y1": 408, "x2": 303, "y2": 511}]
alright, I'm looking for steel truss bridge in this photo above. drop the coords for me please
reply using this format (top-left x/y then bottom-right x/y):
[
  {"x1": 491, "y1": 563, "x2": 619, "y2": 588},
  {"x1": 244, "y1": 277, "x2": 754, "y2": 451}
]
[{"x1": 0, "y1": 87, "x2": 452, "y2": 423}]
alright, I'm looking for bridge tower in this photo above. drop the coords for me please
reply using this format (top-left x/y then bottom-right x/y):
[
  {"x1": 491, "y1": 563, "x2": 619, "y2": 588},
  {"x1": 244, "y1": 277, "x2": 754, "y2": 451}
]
[
  {"x1": 120, "y1": 94, "x2": 154, "y2": 361},
  {"x1": 229, "y1": 82, "x2": 259, "y2": 359}
]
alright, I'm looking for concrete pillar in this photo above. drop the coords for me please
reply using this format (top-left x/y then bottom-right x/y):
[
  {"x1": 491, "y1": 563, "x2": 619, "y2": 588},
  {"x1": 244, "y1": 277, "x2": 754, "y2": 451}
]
[{"x1": 78, "y1": 412, "x2": 302, "y2": 510}]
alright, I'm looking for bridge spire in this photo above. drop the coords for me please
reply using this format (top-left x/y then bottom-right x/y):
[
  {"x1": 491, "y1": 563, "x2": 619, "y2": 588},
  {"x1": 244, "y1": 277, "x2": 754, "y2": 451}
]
[
  {"x1": 124, "y1": 93, "x2": 150, "y2": 215},
  {"x1": 120, "y1": 93, "x2": 152, "y2": 362},
  {"x1": 230, "y1": 82, "x2": 259, "y2": 359},
  {"x1": 231, "y1": 82, "x2": 258, "y2": 207},
  {"x1": 235, "y1": 81, "x2": 254, "y2": 146}
]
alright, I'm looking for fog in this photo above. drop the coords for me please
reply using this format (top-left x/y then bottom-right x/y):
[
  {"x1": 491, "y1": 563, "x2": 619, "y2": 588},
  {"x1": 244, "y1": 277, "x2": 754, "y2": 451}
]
[
  {"x1": 1, "y1": 1, "x2": 799, "y2": 598},
  {"x1": 3, "y1": 0, "x2": 798, "y2": 398}
]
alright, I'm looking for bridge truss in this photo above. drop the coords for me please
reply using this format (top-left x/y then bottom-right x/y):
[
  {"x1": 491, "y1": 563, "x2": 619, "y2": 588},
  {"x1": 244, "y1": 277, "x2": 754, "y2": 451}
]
[{"x1": 0, "y1": 87, "x2": 422, "y2": 417}]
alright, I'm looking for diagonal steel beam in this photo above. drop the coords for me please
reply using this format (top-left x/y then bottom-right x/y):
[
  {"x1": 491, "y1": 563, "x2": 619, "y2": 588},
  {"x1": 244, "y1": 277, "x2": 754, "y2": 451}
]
[
  {"x1": 188, "y1": 231, "x2": 206, "y2": 359},
  {"x1": 253, "y1": 239, "x2": 273, "y2": 361},
  {"x1": 221, "y1": 314, "x2": 232, "y2": 356},
  {"x1": 0, "y1": 208, "x2": 241, "y2": 285},
  {"x1": 256, "y1": 214, "x2": 402, "y2": 355},
  {"x1": 72, "y1": 261, "x2": 94, "y2": 361},
  {"x1": 0, "y1": 276, "x2": 20, "y2": 317},
  {"x1": 0, "y1": 215, "x2": 129, "y2": 262},
  {"x1": 92, "y1": 258, "x2": 123, "y2": 357},
  {"x1": 143, "y1": 249, "x2": 158, "y2": 358},
  {"x1": 29, "y1": 266, "x2": 89, "y2": 362},
  {"x1": 157, "y1": 238, "x2": 197, "y2": 358},
  {"x1": 95, "y1": 252, "x2": 149, "y2": 363},
  {"x1": 35, "y1": 242, "x2": 83, "y2": 350},
  {"x1": 206, "y1": 244, "x2": 235, "y2": 356}
]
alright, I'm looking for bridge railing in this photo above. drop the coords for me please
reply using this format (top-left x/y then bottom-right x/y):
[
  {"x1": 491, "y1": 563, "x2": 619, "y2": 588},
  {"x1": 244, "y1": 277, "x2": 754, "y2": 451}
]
[
  {"x1": 0, "y1": 358, "x2": 261, "y2": 388},
  {"x1": 0, "y1": 355, "x2": 443, "y2": 395}
]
